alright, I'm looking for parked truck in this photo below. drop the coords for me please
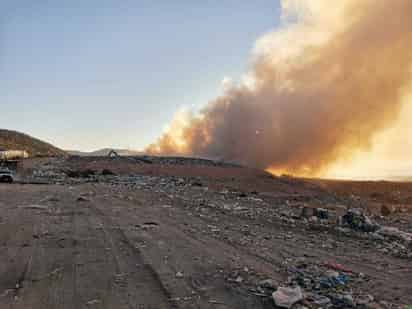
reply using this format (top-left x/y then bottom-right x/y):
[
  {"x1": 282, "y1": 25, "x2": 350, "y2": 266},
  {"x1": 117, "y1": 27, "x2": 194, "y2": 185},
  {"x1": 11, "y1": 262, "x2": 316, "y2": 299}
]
[
  {"x1": 0, "y1": 150, "x2": 29, "y2": 160},
  {"x1": 0, "y1": 168, "x2": 14, "y2": 183}
]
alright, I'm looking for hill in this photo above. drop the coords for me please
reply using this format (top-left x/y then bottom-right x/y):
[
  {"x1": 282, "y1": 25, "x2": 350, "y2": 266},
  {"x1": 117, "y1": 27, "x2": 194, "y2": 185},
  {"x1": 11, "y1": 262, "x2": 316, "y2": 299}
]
[
  {"x1": 67, "y1": 148, "x2": 142, "y2": 157},
  {"x1": 0, "y1": 129, "x2": 65, "y2": 157}
]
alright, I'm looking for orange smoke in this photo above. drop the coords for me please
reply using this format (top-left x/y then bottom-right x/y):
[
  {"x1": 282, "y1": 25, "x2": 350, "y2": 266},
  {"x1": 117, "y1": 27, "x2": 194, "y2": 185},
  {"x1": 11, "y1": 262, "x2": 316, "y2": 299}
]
[{"x1": 147, "y1": 0, "x2": 412, "y2": 176}]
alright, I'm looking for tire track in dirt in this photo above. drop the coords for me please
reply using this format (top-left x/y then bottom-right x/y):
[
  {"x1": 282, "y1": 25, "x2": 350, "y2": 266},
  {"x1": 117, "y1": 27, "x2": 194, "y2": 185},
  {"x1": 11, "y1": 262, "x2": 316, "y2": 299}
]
[
  {"x1": 169, "y1": 190, "x2": 411, "y2": 281},
  {"x1": 105, "y1": 186, "x2": 412, "y2": 305},
  {"x1": 92, "y1": 191, "x2": 279, "y2": 309},
  {"x1": 85, "y1": 201, "x2": 177, "y2": 309},
  {"x1": 0, "y1": 203, "x2": 42, "y2": 309},
  {"x1": 3, "y1": 193, "x2": 81, "y2": 309}
]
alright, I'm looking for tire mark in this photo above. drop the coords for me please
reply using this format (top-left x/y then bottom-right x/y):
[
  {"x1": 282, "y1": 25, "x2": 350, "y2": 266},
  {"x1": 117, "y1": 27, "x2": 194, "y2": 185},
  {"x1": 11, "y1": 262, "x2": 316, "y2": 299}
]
[{"x1": 87, "y1": 203, "x2": 178, "y2": 309}]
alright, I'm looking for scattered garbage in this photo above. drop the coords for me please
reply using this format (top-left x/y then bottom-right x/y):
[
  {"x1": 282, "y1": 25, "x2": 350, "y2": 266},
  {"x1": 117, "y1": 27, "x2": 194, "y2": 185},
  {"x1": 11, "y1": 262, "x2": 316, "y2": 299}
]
[
  {"x1": 341, "y1": 208, "x2": 379, "y2": 232},
  {"x1": 175, "y1": 272, "x2": 184, "y2": 278},
  {"x1": 40, "y1": 195, "x2": 60, "y2": 203},
  {"x1": 140, "y1": 222, "x2": 160, "y2": 230},
  {"x1": 356, "y1": 294, "x2": 374, "y2": 306},
  {"x1": 228, "y1": 275, "x2": 244, "y2": 284},
  {"x1": 142, "y1": 221, "x2": 159, "y2": 226},
  {"x1": 324, "y1": 262, "x2": 354, "y2": 274},
  {"x1": 65, "y1": 169, "x2": 96, "y2": 178},
  {"x1": 306, "y1": 293, "x2": 332, "y2": 307},
  {"x1": 276, "y1": 258, "x2": 379, "y2": 309},
  {"x1": 380, "y1": 204, "x2": 392, "y2": 216},
  {"x1": 376, "y1": 226, "x2": 412, "y2": 246},
  {"x1": 256, "y1": 280, "x2": 278, "y2": 297},
  {"x1": 300, "y1": 206, "x2": 313, "y2": 219},
  {"x1": 191, "y1": 181, "x2": 203, "y2": 187},
  {"x1": 272, "y1": 286, "x2": 303, "y2": 308},
  {"x1": 258, "y1": 279, "x2": 277, "y2": 291},
  {"x1": 86, "y1": 299, "x2": 101, "y2": 306},
  {"x1": 10, "y1": 156, "x2": 412, "y2": 307},
  {"x1": 101, "y1": 169, "x2": 116, "y2": 176},
  {"x1": 77, "y1": 196, "x2": 91, "y2": 202},
  {"x1": 314, "y1": 208, "x2": 329, "y2": 220},
  {"x1": 20, "y1": 204, "x2": 49, "y2": 211}
]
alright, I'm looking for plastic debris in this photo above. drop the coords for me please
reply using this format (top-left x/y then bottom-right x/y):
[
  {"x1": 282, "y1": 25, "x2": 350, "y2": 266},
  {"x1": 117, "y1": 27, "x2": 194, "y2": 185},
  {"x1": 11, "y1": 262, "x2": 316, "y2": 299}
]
[{"x1": 272, "y1": 286, "x2": 303, "y2": 308}]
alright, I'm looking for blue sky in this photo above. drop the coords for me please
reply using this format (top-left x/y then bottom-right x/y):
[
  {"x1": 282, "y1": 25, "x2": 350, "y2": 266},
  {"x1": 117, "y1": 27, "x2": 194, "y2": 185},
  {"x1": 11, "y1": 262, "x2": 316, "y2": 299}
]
[{"x1": 1, "y1": 1, "x2": 281, "y2": 151}]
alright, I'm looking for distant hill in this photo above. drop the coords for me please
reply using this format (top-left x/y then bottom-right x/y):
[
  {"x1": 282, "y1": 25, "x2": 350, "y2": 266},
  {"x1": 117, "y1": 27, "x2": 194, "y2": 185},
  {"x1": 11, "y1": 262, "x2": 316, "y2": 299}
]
[
  {"x1": 67, "y1": 148, "x2": 142, "y2": 157},
  {"x1": 0, "y1": 129, "x2": 66, "y2": 157}
]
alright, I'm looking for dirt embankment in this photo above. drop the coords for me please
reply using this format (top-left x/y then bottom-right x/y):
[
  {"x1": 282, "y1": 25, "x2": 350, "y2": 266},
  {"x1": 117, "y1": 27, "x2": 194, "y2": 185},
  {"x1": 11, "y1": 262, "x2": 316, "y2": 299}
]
[{"x1": 0, "y1": 129, "x2": 65, "y2": 157}]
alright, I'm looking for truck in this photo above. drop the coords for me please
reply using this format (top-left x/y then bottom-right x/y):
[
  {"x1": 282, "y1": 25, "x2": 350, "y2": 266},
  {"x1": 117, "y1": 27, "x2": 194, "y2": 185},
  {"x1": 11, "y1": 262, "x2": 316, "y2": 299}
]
[
  {"x1": 0, "y1": 169, "x2": 14, "y2": 183},
  {"x1": 0, "y1": 150, "x2": 29, "y2": 160}
]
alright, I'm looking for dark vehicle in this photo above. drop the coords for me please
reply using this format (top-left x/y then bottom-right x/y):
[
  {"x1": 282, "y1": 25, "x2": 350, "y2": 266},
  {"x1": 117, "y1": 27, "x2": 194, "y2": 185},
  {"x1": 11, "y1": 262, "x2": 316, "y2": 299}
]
[{"x1": 0, "y1": 169, "x2": 14, "y2": 183}]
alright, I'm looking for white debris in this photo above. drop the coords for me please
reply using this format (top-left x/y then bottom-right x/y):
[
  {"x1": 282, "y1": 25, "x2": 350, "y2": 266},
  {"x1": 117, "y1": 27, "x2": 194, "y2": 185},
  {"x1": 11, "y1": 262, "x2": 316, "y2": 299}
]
[
  {"x1": 86, "y1": 299, "x2": 101, "y2": 306},
  {"x1": 377, "y1": 226, "x2": 412, "y2": 245},
  {"x1": 272, "y1": 286, "x2": 303, "y2": 308},
  {"x1": 176, "y1": 271, "x2": 184, "y2": 278}
]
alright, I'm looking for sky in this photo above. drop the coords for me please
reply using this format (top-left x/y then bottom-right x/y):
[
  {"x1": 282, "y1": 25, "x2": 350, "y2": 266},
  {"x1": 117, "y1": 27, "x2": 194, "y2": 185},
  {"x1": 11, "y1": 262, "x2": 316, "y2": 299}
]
[
  {"x1": 1, "y1": 1, "x2": 280, "y2": 151},
  {"x1": 2, "y1": 1, "x2": 412, "y2": 180}
]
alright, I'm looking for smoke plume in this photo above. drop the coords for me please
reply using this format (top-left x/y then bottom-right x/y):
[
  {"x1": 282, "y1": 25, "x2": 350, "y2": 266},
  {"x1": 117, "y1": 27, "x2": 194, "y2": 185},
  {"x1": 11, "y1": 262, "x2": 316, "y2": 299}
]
[{"x1": 147, "y1": 0, "x2": 412, "y2": 176}]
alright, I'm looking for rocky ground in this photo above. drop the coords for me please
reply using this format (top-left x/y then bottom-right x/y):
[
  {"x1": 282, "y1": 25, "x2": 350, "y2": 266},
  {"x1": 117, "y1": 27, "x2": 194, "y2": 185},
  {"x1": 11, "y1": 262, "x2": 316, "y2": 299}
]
[{"x1": 0, "y1": 156, "x2": 411, "y2": 309}]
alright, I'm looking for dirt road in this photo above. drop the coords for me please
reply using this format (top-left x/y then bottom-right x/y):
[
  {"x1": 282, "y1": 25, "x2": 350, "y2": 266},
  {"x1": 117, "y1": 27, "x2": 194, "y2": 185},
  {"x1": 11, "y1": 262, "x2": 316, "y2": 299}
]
[{"x1": 0, "y1": 168, "x2": 411, "y2": 308}]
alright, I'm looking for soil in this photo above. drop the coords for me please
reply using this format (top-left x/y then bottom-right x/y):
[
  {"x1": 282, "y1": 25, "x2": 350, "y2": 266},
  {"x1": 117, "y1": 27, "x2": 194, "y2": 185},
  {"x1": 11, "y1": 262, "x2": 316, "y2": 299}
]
[{"x1": 0, "y1": 156, "x2": 411, "y2": 309}]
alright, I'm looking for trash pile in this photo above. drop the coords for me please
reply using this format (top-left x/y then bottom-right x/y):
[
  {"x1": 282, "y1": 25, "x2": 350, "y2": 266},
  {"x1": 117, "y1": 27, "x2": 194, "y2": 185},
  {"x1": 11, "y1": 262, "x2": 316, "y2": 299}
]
[
  {"x1": 284, "y1": 260, "x2": 366, "y2": 308},
  {"x1": 254, "y1": 258, "x2": 404, "y2": 309},
  {"x1": 339, "y1": 208, "x2": 380, "y2": 232},
  {"x1": 294, "y1": 206, "x2": 412, "y2": 260},
  {"x1": 335, "y1": 209, "x2": 412, "y2": 259}
]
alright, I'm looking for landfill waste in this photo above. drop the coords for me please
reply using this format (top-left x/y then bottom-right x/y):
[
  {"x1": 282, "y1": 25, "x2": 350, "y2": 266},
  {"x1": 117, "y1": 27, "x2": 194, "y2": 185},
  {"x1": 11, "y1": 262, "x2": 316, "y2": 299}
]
[
  {"x1": 101, "y1": 169, "x2": 116, "y2": 176},
  {"x1": 314, "y1": 208, "x2": 329, "y2": 220},
  {"x1": 86, "y1": 299, "x2": 101, "y2": 306},
  {"x1": 12, "y1": 156, "x2": 412, "y2": 307},
  {"x1": 77, "y1": 196, "x2": 91, "y2": 202},
  {"x1": 324, "y1": 262, "x2": 354, "y2": 274},
  {"x1": 175, "y1": 272, "x2": 184, "y2": 278},
  {"x1": 300, "y1": 206, "x2": 313, "y2": 219},
  {"x1": 279, "y1": 258, "x2": 383, "y2": 309},
  {"x1": 341, "y1": 209, "x2": 379, "y2": 232},
  {"x1": 380, "y1": 204, "x2": 392, "y2": 216},
  {"x1": 272, "y1": 286, "x2": 303, "y2": 308},
  {"x1": 257, "y1": 279, "x2": 278, "y2": 295},
  {"x1": 376, "y1": 227, "x2": 412, "y2": 246}
]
